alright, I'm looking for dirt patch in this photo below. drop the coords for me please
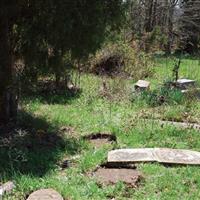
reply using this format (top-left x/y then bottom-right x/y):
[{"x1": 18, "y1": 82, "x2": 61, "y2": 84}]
[
  {"x1": 83, "y1": 133, "x2": 117, "y2": 148},
  {"x1": 92, "y1": 167, "x2": 142, "y2": 188}
]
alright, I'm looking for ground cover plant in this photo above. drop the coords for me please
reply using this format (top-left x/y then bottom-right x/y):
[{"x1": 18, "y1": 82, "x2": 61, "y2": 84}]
[{"x1": 1, "y1": 55, "x2": 200, "y2": 199}]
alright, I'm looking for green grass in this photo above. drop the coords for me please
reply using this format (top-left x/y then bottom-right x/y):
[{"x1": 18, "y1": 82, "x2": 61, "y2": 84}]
[
  {"x1": 1, "y1": 56, "x2": 200, "y2": 200},
  {"x1": 152, "y1": 55, "x2": 200, "y2": 85}
]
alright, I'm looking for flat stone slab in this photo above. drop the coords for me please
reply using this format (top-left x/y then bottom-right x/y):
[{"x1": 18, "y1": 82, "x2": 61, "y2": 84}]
[
  {"x1": 27, "y1": 189, "x2": 63, "y2": 200},
  {"x1": 135, "y1": 80, "x2": 150, "y2": 91},
  {"x1": 93, "y1": 168, "x2": 141, "y2": 187},
  {"x1": 154, "y1": 120, "x2": 200, "y2": 131},
  {"x1": 155, "y1": 148, "x2": 200, "y2": 165},
  {"x1": 177, "y1": 79, "x2": 195, "y2": 84},
  {"x1": 108, "y1": 148, "x2": 156, "y2": 163},
  {"x1": 108, "y1": 148, "x2": 200, "y2": 165},
  {"x1": 177, "y1": 79, "x2": 196, "y2": 89},
  {"x1": 143, "y1": 119, "x2": 200, "y2": 131}
]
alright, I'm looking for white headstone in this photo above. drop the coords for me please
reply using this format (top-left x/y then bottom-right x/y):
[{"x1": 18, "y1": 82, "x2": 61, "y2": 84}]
[{"x1": 134, "y1": 80, "x2": 150, "y2": 91}]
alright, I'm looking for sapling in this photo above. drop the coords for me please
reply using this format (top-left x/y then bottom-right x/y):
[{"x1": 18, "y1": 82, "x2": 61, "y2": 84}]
[{"x1": 172, "y1": 59, "x2": 181, "y2": 82}]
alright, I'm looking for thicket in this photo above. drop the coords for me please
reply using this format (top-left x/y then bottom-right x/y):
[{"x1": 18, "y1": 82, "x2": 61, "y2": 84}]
[{"x1": 87, "y1": 40, "x2": 154, "y2": 79}]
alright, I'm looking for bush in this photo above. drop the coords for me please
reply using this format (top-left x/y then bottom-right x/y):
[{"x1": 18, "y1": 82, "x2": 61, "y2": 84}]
[
  {"x1": 133, "y1": 87, "x2": 185, "y2": 107},
  {"x1": 87, "y1": 40, "x2": 154, "y2": 79}
]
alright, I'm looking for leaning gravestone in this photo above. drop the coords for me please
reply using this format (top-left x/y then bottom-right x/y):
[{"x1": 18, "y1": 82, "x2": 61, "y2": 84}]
[
  {"x1": 108, "y1": 148, "x2": 200, "y2": 165},
  {"x1": 27, "y1": 189, "x2": 63, "y2": 200},
  {"x1": 134, "y1": 80, "x2": 150, "y2": 91}
]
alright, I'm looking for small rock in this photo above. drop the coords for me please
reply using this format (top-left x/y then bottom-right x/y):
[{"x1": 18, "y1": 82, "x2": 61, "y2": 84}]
[
  {"x1": 0, "y1": 181, "x2": 15, "y2": 196},
  {"x1": 134, "y1": 80, "x2": 150, "y2": 91},
  {"x1": 27, "y1": 189, "x2": 63, "y2": 200}
]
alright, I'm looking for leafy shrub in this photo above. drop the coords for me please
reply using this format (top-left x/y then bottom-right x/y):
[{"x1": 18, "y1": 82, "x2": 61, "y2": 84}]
[{"x1": 87, "y1": 40, "x2": 154, "y2": 79}]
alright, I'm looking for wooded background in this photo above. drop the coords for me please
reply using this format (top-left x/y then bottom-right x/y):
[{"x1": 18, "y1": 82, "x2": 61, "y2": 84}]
[{"x1": 0, "y1": 0, "x2": 200, "y2": 124}]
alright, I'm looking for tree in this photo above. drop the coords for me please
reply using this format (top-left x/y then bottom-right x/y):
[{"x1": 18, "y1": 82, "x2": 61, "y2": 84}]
[
  {"x1": 165, "y1": 0, "x2": 179, "y2": 54},
  {"x1": 0, "y1": 0, "x2": 125, "y2": 124},
  {"x1": 125, "y1": 0, "x2": 179, "y2": 53},
  {"x1": 179, "y1": 0, "x2": 200, "y2": 53}
]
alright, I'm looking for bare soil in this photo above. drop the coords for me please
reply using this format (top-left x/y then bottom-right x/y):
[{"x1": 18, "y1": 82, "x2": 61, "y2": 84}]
[
  {"x1": 83, "y1": 133, "x2": 116, "y2": 148},
  {"x1": 92, "y1": 167, "x2": 142, "y2": 188}
]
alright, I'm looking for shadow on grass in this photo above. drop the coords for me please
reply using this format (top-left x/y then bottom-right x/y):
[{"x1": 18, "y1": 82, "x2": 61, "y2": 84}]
[{"x1": 0, "y1": 110, "x2": 82, "y2": 179}]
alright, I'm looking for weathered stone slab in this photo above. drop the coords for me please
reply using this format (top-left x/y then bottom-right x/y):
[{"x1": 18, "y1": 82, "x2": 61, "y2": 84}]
[
  {"x1": 108, "y1": 148, "x2": 155, "y2": 163},
  {"x1": 27, "y1": 189, "x2": 63, "y2": 200},
  {"x1": 177, "y1": 79, "x2": 196, "y2": 89},
  {"x1": 108, "y1": 148, "x2": 200, "y2": 165},
  {"x1": 177, "y1": 79, "x2": 195, "y2": 85},
  {"x1": 153, "y1": 119, "x2": 200, "y2": 131},
  {"x1": 154, "y1": 148, "x2": 200, "y2": 165},
  {"x1": 134, "y1": 80, "x2": 150, "y2": 91},
  {"x1": 143, "y1": 119, "x2": 200, "y2": 131}
]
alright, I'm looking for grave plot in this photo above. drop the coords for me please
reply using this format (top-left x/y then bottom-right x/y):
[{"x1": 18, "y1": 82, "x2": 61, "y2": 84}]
[
  {"x1": 83, "y1": 133, "x2": 117, "y2": 148},
  {"x1": 27, "y1": 189, "x2": 63, "y2": 200},
  {"x1": 108, "y1": 148, "x2": 200, "y2": 165}
]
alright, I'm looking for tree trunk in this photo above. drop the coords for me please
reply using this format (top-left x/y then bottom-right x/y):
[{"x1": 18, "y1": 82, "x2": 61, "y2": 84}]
[
  {"x1": 166, "y1": 8, "x2": 174, "y2": 54},
  {"x1": 0, "y1": 8, "x2": 17, "y2": 124}
]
